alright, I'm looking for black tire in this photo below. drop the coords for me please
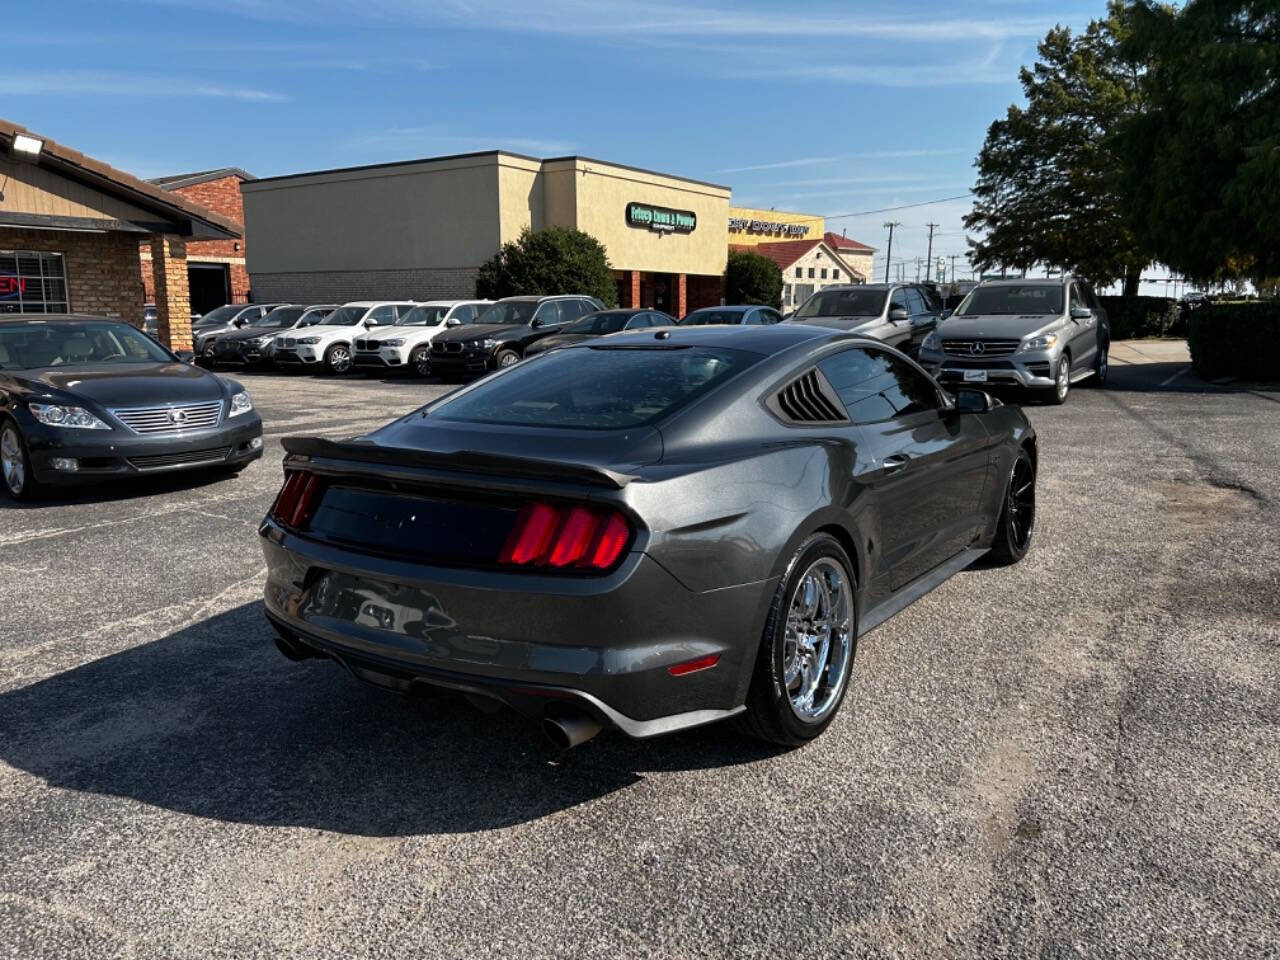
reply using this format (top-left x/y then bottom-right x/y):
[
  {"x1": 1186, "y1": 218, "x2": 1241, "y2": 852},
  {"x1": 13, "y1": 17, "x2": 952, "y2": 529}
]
[
  {"x1": 1086, "y1": 342, "x2": 1108, "y2": 387},
  {"x1": 988, "y1": 447, "x2": 1036, "y2": 566},
  {"x1": 737, "y1": 533, "x2": 858, "y2": 747},
  {"x1": 324, "y1": 343, "x2": 352, "y2": 375},
  {"x1": 494, "y1": 349, "x2": 521, "y2": 369},
  {"x1": 409, "y1": 346, "x2": 431, "y2": 377},
  {"x1": 0, "y1": 419, "x2": 41, "y2": 502}
]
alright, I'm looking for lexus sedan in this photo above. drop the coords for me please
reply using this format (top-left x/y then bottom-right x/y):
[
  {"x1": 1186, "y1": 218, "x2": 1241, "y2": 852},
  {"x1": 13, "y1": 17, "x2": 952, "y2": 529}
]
[
  {"x1": 0, "y1": 315, "x2": 263, "y2": 500},
  {"x1": 262, "y1": 324, "x2": 1036, "y2": 748}
]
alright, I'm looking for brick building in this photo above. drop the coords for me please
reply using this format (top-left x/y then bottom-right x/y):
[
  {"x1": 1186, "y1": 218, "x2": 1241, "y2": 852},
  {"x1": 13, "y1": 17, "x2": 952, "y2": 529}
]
[
  {"x1": 823, "y1": 231, "x2": 876, "y2": 285},
  {"x1": 0, "y1": 118, "x2": 240, "y2": 350},
  {"x1": 140, "y1": 168, "x2": 254, "y2": 315},
  {"x1": 733, "y1": 238, "x2": 866, "y2": 312}
]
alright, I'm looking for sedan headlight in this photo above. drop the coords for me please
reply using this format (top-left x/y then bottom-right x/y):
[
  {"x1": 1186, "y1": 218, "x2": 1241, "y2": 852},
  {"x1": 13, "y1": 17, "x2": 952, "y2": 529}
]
[
  {"x1": 480, "y1": 338, "x2": 497, "y2": 350},
  {"x1": 921, "y1": 331, "x2": 941, "y2": 353},
  {"x1": 28, "y1": 402, "x2": 110, "y2": 430},
  {"x1": 381, "y1": 338, "x2": 406, "y2": 347},
  {"x1": 228, "y1": 392, "x2": 253, "y2": 417},
  {"x1": 252, "y1": 336, "x2": 273, "y2": 347},
  {"x1": 297, "y1": 336, "x2": 321, "y2": 345},
  {"x1": 1019, "y1": 333, "x2": 1059, "y2": 353}
]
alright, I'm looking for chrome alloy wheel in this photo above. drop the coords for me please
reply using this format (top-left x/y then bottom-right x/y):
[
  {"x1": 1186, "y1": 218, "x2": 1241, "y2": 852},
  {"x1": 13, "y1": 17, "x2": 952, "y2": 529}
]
[
  {"x1": 782, "y1": 558, "x2": 854, "y2": 723},
  {"x1": 1008, "y1": 456, "x2": 1036, "y2": 551},
  {"x1": 1055, "y1": 357, "x2": 1070, "y2": 401},
  {"x1": 329, "y1": 345, "x2": 352, "y2": 373},
  {"x1": 1, "y1": 425, "x2": 25, "y2": 496}
]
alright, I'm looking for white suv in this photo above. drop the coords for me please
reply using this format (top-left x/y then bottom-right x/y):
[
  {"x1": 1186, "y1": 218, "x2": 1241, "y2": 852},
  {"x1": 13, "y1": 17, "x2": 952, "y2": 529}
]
[
  {"x1": 273, "y1": 301, "x2": 416, "y2": 374},
  {"x1": 353, "y1": 300, "x2": 491, "y2": 377}
]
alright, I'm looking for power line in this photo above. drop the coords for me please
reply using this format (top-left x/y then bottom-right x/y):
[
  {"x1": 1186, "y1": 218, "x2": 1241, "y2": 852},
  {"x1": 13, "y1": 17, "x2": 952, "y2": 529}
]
[{"x1": 826, "y1": 193, "x2": 974, "y2": 222}]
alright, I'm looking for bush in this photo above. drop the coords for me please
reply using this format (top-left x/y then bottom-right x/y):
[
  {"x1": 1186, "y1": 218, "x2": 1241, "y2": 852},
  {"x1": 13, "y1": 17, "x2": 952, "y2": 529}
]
[
  {"x1": 1098, "y1": 295, "x2": 1182, "y2": 339},
  {"x1": 1188, "y1": 301, "x2": 1280, "y2": 381},
  {"x1": 476, "y1": 227, "x2": 617, "y2": 306},
  {"x1": 725, "y1": 251, "x2": 783, "y2": 308}
]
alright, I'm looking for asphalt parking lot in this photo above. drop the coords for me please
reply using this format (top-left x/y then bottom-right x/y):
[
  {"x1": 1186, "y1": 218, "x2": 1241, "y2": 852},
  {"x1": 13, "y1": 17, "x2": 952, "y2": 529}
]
[{"x1": 1, "y1": 345, "x2": 1277, "y2": 959}]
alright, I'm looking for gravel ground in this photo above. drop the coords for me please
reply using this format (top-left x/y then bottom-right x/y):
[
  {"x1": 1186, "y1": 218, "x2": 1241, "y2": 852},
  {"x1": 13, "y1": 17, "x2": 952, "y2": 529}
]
[{"x1": 0, "y1": 348, "x2": 1276, "y2": 959}]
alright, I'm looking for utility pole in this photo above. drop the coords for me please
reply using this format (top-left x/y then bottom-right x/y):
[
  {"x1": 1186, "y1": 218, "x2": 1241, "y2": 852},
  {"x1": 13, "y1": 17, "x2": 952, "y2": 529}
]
[
  {"x1": 949, "y1": 255, "x2": 958, "y2": 285},
  {"x1": 915, "y1": 257, "x2": 922, "y2": 282},
  {"x1": 924, "y1": 223, "x2": 938, "y2": 281},
  {"x1": 882, "y1": 221, "x2": 900, "y2": 283}
]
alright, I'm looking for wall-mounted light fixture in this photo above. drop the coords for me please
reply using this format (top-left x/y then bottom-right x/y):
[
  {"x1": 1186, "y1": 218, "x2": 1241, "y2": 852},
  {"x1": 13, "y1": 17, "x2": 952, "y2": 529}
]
[{"x1": 11, "y1": 134, "x2": 44, "y2": 160}]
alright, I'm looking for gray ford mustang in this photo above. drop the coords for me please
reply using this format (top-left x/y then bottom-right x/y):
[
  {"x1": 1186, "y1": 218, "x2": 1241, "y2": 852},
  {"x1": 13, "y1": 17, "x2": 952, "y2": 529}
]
[{"x1": 261, "y1": 324, "x2": 1037, "y2": 748}]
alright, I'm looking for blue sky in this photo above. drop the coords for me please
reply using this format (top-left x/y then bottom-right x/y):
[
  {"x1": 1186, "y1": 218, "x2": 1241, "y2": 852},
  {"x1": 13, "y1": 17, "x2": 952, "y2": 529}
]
[{"x1": 5, "y1": 0, "x2": 1103, "y2": 280}]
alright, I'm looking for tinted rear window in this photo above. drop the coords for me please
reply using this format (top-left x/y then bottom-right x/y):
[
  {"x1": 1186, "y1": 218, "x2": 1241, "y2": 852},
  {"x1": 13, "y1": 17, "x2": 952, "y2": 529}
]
[{"x1": 430, "y1": 345, "x2": 761, "y2": 429}]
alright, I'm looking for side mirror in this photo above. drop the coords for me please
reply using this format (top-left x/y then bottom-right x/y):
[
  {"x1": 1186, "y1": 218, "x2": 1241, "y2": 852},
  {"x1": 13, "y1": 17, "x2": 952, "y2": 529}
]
[
  {"x1": 1070, "y1": 304, "x2": 1092, "y2": 321},
  {"x1": 365, "y1": 318, "x2": 380, "y2": 327},
  {"x1": 175, "y1": 349, "x2": 195, "y2": 363},
  {"x1": 952, "y1": 388, "x2": 992, "y2": 413},
  {"x1": 889, "y1": 307, "x2": 909, "y2": 322},
  {"x1": 234, "y1": 317, "x2": 249, "y2": 327},
  {"x1": 941, "y1": 308, "x2": 953, "y2": 320},
  {"x1": 445, "y1": 317, "x2": 461, "y2": 327},
  {"x1": 531, "y1": 317, "x2": 544, "y2": 329}
]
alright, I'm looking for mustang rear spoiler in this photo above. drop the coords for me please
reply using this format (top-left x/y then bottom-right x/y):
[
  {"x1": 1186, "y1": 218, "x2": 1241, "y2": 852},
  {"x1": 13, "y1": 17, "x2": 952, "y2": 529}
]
[{"x1": 280, "y1": 435, "x2": 635, "y2": 489}]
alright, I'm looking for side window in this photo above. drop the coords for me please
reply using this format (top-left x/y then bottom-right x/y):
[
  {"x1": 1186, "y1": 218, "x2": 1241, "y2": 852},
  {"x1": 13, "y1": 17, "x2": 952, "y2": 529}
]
[
  {"x1": 904, "y1": 288, "x2": 927, "y2": 316},
  {"x1": 795, "y1": 267, "x2": 802, "y2": 278},
  {"x1": 1071, "y1": 283, "x2": 1090, "y2": 312},
  {"x1": 890, "y1": 288, "x2": 909, "y2": 314},
  {"x1": 394, "y1": 304, "x2": 415, "y2": 320},
  {"x1": 536, "y1": 301, "x2": 563, "y2": 325},
  {"x1": 366, "y1": 305, "x2": 396, "y2": 325},
  {"x1": 920, "y1": 285, "x2": 943, "y2": 312},
  {"x1": 761, "y1": 309, "x2": 783, "y2": 324},
  {"x1": 742, "y1": 309, "x2": 765, "y2": 326},
  {"x1": 456, "y1": 305, "x2": 478, "y2": 322},
  {"x1": 817, "y1": 348, "x2": 941, "y2": 425}
]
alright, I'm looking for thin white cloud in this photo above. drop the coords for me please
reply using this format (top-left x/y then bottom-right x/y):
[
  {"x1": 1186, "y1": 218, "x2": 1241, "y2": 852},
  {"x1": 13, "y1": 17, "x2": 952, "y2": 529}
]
[
  {"x1": 0, "y1": 71, "x2": 287, "y2": 102},
  {"x1": 720, "y1": 148, "x2": 972, "y2": 175},
  {"x1": 144, "y1": 0, "x2": 1055, "y2": 41}
]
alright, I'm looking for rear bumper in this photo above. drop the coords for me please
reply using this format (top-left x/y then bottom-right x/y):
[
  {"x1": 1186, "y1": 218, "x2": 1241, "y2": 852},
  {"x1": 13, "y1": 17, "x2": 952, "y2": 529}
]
[
  {"x1": 25, "y1": 414, "x2": 263, "y2": 484},
  {"x1": 259, "y1": 520, "x2": 769, "y2": 737}
]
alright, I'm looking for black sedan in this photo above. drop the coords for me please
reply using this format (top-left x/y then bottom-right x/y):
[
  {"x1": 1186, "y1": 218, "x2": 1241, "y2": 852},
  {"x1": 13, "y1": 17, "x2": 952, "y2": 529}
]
[
  {"x1": 0, "y1": 315, "x2": 263, "y2": 500},
  {"x1": 523, "y1": 308, "x2": 676, "y2": 358},
  {"x1": 261, "y1": 324, "x2": 1035, "y2": 748}
]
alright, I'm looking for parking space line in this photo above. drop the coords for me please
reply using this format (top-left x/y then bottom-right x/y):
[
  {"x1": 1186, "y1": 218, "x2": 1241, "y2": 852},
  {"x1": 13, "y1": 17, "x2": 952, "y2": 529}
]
[{"x1": 1160, "y1": 366, "x2": 1189, "y2": 387}]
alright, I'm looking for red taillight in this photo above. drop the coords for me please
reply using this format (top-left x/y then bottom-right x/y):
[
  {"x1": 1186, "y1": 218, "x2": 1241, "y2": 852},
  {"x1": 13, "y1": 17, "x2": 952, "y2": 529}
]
[
  {"x1": 499, "y1": 501, "x2": 633, "y2": 571},
  {"x1": 668, "y1": 653, "x2": 720, "y2": 677},
  {"x1": 270, "y1": 470, "x2": 326, "y2": 530}
]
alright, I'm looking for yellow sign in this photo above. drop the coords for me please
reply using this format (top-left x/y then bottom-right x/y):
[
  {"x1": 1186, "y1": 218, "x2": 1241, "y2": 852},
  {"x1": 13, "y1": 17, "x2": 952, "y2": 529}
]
[{"x1": 727, "y1": 206, "x2": 825, "y2": 246}]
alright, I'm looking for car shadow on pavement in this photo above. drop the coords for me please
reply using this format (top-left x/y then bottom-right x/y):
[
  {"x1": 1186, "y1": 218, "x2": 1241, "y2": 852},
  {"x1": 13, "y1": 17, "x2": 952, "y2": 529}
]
[
  {"x1": 0, "y1": 468, "x2": 248, "y2": 510},
  {"x1": 0, "y1": 602, "x2": 781, "y2": 836}
]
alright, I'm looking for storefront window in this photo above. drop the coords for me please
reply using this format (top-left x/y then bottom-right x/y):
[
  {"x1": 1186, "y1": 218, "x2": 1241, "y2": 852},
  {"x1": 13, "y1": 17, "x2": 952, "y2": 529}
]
[{"x1": 0, "y1": 251, "x2": 69, "y2": 314}]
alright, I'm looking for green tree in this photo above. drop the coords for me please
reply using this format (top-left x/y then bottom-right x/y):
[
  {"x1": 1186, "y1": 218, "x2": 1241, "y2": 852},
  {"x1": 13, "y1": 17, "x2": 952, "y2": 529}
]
[
  {"x1": 1115, "y1": 1, "x2": 1280, "y2": 285},
  {"x1": 966, "y1": 3, "x2": 1151, "y2": 294},
  {"x1": 725, "y1": 250, "x2": 783, "y2": 308},
  {"x1": 476, "y1": 226, "x2": 617, "y2": 306}
]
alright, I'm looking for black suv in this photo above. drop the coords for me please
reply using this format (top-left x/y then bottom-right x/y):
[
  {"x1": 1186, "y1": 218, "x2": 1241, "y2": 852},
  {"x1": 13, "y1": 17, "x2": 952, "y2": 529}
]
[{"x1": 430, "y1": 295, "x2": 606, "y2": 376}]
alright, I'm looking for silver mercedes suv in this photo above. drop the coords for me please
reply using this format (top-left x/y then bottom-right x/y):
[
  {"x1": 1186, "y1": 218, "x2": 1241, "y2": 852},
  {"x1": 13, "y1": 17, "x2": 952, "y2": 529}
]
[{"x1": 917, "y1": 277, "x2": 1109, "y2": 404}]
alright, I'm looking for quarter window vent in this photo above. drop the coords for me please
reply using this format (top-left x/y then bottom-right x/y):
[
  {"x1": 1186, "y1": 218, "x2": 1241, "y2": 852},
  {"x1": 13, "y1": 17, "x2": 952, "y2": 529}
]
[{"x1": 771, "y1": 369, "x2": 848, "y2": 424}]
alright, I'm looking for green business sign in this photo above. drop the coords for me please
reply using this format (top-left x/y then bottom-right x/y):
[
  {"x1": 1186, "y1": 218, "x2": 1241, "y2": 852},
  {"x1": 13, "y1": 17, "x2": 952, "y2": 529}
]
[{"x1": 627, "y1": 202, "x2": 696, "y2": 234}]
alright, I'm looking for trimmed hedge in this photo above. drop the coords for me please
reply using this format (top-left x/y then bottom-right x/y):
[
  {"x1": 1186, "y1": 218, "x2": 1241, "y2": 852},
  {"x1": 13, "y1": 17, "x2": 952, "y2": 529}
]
[
  {"x1": 1188, "y1": 301, "x2": 1280, "y2": 381},
  {"x1": 1098, "y1": 295, "x2": 1183, "y2": 339}
]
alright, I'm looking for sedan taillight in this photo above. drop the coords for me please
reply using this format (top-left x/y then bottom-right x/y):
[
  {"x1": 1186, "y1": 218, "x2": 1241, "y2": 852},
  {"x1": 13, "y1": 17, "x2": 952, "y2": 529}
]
[
  {"x1": 270, "y1": 470, "x2": 326, "y2": 530},
  {"x1": 498, "y1": 502, "x2": 633, "y2": 571}
]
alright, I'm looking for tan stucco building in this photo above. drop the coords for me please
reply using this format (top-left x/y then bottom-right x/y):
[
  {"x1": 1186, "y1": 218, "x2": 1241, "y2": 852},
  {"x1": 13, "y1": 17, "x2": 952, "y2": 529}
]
[
  {"x1": 243, "y1": 152, "x2": 732, "y2": 316},
  {"x1": 727, "y1": 206, "x2": 824, "y2": 246}
]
